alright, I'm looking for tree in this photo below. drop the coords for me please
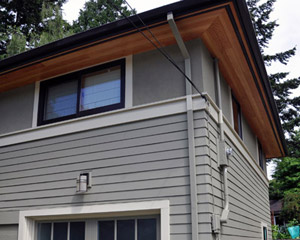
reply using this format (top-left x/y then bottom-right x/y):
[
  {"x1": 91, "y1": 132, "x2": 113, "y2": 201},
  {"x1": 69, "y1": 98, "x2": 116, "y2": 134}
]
[
  {"x1": 269, "y1": 157, "x2": 300, "y2": 222},
  {"x1": 281, "y1": 192, "x2": 300, "y2": 222},
  {"x1": 246, "y1": 0, "x2": 300, "y2": 157},
  {"x1": 72, "y1": 0, "x2": 136, "y2": 33},
  {"x1": 0, "y1": 0, "x2": 67, "y2": 56},
  {"x1": 37, "y1": 2, "x2": 73, "y2": 47},
  {"x1": 269, "y1": 157, "x2": 300, "y2": 200}
]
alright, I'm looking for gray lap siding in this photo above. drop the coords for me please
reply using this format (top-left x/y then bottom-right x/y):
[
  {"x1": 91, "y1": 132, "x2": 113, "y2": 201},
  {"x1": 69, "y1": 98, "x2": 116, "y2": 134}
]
[
  {"x1": 0, "y1": 113, "x2": 198, "y2": 239},
  {"x1": 0, "y1": 109, "x2": 271, "y2": 240}
]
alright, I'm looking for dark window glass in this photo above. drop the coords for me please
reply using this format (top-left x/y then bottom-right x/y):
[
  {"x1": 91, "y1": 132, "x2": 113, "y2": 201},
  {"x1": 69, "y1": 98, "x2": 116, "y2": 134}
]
[
  {"x1": 70, "y1": 222, "x2": 85, "y2": 240},
  {"x1": 232, "y1": 95, "x2": 242, "y2": 139},
  {"x1": 38, "y1": 59, "x2": 125, "y2": 126},
  {"x1": 53, "y1": 222, "x2": 68, "y2": 240},
  {"x1": 37, "y1": 223, "x2": 51, "y2": 240},
  {"x1": 117, "y1": 220, "x2": 135, "y2": 240},
  {"x1": 138, "y1": 219, "x2": 157, "y2": 240},
  {"x1": 99, "y1": 221, "x2": 114, "y2": 240},
  {"x1": 44, "y1": 79, "x2": 77, "y2": 120}
]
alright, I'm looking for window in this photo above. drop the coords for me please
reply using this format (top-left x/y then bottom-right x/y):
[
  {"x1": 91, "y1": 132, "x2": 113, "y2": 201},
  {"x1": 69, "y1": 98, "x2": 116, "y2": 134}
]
[
  {"x1": 261, "y1": 223, "x2": 268, "y2": 240},
  {"x1": 258, "y1": 141, "x2": 264, "y2": 170},
  {"x1": 232, "y1": 94, "x2": 242, "y2": 139},
  {"x1": 37, "y1": 221, "x2": 85, "y2": 240},
  {"x1": 263, "y1": 226, "x2": 268, "y2": 240},
  {"x1": 98, "y1": 217, "x2": 158, "y2": 240},
  {"x1": 36, "y1": 217, "x2": 158, "y2": 240},
  {"x1": 18, "y1": 200, "x2": 169, "y2": 240},
  {"x1": 38, "y1": 59, "x2": 125, "y2": 125}
]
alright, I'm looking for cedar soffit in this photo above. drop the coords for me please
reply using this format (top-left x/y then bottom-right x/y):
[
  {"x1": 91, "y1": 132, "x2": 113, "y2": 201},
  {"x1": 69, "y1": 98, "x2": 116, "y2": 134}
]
[{"x1": 0, "y1": 0, "x2": 286, "y2": 158}]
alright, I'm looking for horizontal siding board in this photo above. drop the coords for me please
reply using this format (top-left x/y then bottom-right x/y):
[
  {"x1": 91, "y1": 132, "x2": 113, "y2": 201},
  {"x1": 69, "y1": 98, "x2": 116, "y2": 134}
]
[
  {"x1": 0, "y1": 142, "x2": 189, "y2": 181},
  {"x1": 203, "y1": 109, "x2": 271, "y2": 240},
  {"x1": 0, "y1": 167, "x2": 190, "y2": 194},
  {"x1": 0, "y1": 150, "x2": 189, "y2": 187},
  {"x1": 0, "y1": 114, "x2": 187, "y2": 154},
  {"x1": 0, "y1": 211, "x2": 19, "y2": 224},
  {"x1": 0, "y1": 131, "x2": 188, "y2": 174},
  {"x1": 229, "y1": 152, "x2": 269, "y2": 201},
  {"x1": 0, "y1": 130, "x2": 188, "y2": 168},
  {"x1": 0, "y1": 225, "x2": 18, "y2": 240},
  {"x1": 0, "y1": 186, "x2": 190, "y2": 208},
  {"x1": 1, "y1": 176, "x2": 190, "y2": 201},
  {"x1": 0, "y1": 112, "x2": 195, "y2": 240}
]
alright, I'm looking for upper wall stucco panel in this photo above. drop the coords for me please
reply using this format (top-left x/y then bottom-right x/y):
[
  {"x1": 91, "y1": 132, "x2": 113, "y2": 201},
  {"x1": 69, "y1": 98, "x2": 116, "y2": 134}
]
[
  {"x1": 201, "y1": 42, "x2": 215, "y2": 102},
  {"x1": 242, "y1": 113, "x2": 258, "y2": 161},
  {"x1": 132, "y1": 44, "x2": 185, "y2": 106},
  {"x1": 220, "y1": 73, "x2": 232, "y2": 123},
  {"x1": 0, "y1": 84, "x2": 34, "y2": 135},
  {"x1": 133, "y1": 39, "x2": 206, "y2": 106}
]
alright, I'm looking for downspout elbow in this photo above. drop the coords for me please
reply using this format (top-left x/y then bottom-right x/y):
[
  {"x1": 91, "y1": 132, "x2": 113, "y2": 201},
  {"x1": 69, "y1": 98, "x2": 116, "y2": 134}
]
[{"x1": 220, "y1": 166, "x2": 229, "y2": 223}]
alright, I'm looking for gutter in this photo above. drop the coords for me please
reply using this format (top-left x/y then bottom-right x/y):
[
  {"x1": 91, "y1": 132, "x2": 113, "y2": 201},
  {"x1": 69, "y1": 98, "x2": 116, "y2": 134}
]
[{"x1": 167, "y1": 12, "x2": 199, "y2": 240}]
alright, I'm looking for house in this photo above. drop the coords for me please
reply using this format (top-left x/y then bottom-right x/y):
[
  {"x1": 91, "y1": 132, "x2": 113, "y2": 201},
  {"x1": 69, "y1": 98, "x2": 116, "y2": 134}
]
[
  {"x1": 270, "y1": 199, "x2": 284, "y2": 226},
  {"x1": 0, "y1": 0, "x2": 287, "y2": 240}
]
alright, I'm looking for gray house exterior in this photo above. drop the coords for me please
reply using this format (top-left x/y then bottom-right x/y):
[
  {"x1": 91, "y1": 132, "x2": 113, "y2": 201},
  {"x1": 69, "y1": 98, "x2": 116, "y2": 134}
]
[{"x1": 0, "y1": 1, "x2": 286, "y2": 240}]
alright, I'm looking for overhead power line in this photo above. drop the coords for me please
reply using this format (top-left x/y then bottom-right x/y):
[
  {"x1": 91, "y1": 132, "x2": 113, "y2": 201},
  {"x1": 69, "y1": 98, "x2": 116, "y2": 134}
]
[{"x1": 106, "y1": 0, "x2": 207, "y2": 101}]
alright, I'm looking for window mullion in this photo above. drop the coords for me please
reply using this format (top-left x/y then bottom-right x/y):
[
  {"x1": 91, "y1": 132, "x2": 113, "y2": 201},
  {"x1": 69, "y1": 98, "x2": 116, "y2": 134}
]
[
  {"x1": 51, "y1": 223, "x2": 54, "y2": 240},
  {"x1": 135, "y1": 219, "x2": 137, "y2": 240},
  {"x1": 67, "y1": 222, "x2": 70, "y2": 240},
  {"x1": 114, "y1": 220, "x2": 117, "y2": 240},
  {"x1": 76, "y1": 75, "x2": 82, "y2": 116}
]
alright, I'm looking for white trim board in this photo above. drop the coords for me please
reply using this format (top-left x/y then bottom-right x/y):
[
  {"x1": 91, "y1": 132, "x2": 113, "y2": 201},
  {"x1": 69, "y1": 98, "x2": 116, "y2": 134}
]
[
  {"x1": 125, "y1": 55, "x2": 133, "y2": 108},
  {"x1": 18, "y1": 200, "x2": 170, "y2": 240},
  {"x1": 31, "y1": 81, "x2": 40, "y2": 128},
  {"x1": 0, "y1": 96, "x2": 206, "y2": 147}
]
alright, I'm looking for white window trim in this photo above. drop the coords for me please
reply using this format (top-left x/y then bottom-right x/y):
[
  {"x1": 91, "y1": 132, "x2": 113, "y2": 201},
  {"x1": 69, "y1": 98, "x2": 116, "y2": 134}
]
[
  {"x1": 18, "y1": 200, "x2": 170, "y2": 240},
  {"x1": 125, "y1": 55, "x2": 133, "y2": 108},
  {"x1": 32, "y1": 81, "x2": 40, "y2": 128},
  {"x1": 261, "y1": 222, "x2": 268, "y2": 240}
]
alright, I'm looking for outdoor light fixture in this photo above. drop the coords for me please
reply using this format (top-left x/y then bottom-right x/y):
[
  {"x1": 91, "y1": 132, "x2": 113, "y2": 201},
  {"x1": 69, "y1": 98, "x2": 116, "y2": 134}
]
[{"x1": 76, "y1": 172, "x2": 92, "y2": 193}]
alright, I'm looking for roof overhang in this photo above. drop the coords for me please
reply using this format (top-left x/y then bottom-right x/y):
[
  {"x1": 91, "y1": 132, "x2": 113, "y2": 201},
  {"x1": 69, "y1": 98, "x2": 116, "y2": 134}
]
[{"x1": 0, "y1": 0, "x2": 287, "y2": 158}]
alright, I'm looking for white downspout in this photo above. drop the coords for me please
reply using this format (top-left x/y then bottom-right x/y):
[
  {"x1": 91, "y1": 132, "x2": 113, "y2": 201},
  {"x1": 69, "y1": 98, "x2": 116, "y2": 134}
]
[{"x1": 167, "y1": 12, "x2": 199, "y2": 240}]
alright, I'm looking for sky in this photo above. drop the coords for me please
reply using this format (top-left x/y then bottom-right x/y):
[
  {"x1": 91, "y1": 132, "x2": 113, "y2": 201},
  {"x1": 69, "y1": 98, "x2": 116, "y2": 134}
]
[{"x1": 62, "y1": 0, "x2": 300, "y2": 179}]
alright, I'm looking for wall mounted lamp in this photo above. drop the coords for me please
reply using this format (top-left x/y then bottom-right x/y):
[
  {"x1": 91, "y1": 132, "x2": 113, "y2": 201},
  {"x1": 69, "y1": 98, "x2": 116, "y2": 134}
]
[{"x1": 76, "y1": 172, "x2": 92, "y2": 193}]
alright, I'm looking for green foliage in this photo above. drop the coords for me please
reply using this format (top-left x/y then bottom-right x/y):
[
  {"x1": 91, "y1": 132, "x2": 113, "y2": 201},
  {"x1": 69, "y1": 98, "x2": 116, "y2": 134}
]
[
  {"x1": 286, "y1": 218, "x2": 299, "y2": 228},
  {"x1": 72, "y1": 0, "x2": 136, "y2": 33},
  {"x1": 269, "y1": 157, "x2": 300, "y2": 199},
  {"x1": 246, "y1": 0, "x2": 300, "y2": 157},
  {"x1": 272, "y1": 224, "x2": 291, "y2": 239},
  {"x1": 281, "y1": 193, "x2": 300, "y2": 222},
  {"x1": 36, "y1": 2, "x2": 73, "y2": 47},
  {"x1": 6, "y1": 28, "x2": 27, "y2": 57},
  {"x1": 0, "y1": 0, "x2": 67, "y2": 56}
]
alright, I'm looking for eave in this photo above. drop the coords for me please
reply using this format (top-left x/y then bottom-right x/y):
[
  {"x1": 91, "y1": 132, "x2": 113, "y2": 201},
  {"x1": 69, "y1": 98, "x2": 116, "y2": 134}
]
[{"x1": 0, "y1": 0, "x2": 287, "y2": 158}]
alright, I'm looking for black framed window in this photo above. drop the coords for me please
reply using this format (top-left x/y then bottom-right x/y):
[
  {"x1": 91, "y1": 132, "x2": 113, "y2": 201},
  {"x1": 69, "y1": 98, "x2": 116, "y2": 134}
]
[
  {"x1": 38, "y1": 59, "x2": 125, "y2": 125},
  {"x1": 232, "y1": 94, "x2": 243, "y2": 139},
  {"x1": 98, "y1": 217, "x2": 158, "y2": 240},
  {"x1": 37, "y1": 221, "x2": 85, "y2": 240}
]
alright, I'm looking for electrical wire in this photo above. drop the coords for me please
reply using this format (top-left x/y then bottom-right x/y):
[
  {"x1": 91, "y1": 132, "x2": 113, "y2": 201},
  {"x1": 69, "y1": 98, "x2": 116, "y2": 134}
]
[{"x1": 106, "y1": 0, "x2": 207, "y2": 101}]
